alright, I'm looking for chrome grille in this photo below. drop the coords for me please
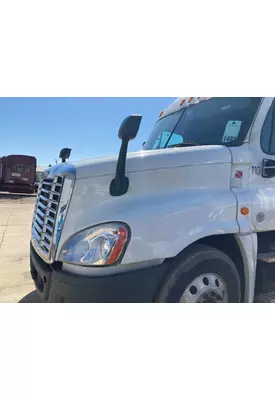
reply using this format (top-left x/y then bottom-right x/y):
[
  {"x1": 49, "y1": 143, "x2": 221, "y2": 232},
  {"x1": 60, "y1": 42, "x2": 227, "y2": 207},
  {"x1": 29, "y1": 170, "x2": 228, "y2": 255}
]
[{"x1": 32, "y1": 176, "x2": 64, "y2": 259}]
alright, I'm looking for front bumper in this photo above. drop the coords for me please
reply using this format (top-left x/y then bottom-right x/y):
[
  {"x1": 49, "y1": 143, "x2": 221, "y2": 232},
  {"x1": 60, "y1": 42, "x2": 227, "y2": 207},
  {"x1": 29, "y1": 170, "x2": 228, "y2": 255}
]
[{"x1": 30, "y1": 243, "x2": 170, "y2": 303}]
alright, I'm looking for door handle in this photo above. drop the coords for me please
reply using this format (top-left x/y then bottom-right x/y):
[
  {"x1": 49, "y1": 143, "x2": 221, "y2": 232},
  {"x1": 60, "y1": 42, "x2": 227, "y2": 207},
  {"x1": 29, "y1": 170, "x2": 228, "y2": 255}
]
[{"x1": 262, "y1": 159, "x2": 275, "y2": 178}]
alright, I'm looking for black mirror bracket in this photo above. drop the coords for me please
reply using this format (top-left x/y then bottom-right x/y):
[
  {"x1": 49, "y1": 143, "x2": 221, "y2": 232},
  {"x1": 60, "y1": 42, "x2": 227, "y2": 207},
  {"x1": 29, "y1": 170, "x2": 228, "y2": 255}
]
[
  {"x1": 110, "y1": 114, "x2": 142, "y2": 197},
  {"x1": 110, "y1": 139, "x2": 130, "y2": 196},
  {"x1": 110, "y1": 176, "x2": 129, "y2": 196}
]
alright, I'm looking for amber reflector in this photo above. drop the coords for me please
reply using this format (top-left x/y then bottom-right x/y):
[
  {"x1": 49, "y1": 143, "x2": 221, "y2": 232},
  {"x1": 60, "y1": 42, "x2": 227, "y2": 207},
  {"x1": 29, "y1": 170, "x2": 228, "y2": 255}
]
[{"x1": 241, "y1": 207, "x2": 249, "y2": 216}]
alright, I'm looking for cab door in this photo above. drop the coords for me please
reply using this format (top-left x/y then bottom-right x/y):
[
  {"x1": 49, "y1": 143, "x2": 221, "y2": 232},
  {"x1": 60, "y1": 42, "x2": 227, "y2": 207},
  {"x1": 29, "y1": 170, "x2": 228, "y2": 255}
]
[{"x1": 250, "y1": 97, "x2": 275, "y2": 232}]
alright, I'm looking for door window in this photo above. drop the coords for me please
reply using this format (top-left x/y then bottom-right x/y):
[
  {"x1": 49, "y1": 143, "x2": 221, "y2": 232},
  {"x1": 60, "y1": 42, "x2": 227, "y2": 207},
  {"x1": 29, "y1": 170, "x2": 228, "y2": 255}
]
[
  {"x1": 261, "y1": 101, "x2": 275, "y2": 154},
  {"x1": 15, "y1": 165, "x2": 30, "y2": 173}
]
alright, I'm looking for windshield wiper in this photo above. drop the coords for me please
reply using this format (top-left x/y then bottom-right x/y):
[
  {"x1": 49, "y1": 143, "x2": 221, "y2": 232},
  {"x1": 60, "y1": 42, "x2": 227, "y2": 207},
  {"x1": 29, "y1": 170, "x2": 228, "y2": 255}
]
[{"x1": 166, "y1": 141, "x2": 200, "y2": 149}]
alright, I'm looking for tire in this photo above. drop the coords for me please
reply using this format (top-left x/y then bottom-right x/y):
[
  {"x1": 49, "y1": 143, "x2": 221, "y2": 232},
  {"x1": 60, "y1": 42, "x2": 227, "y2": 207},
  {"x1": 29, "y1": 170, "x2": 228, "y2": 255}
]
[{"x1": 156, "y1": 244, "x2": 241, "y2": 303}]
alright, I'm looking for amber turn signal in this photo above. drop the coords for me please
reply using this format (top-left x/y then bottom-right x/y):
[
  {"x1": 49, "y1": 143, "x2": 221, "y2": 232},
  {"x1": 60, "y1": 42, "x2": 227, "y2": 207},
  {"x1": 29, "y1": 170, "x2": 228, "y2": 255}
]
[{"x1": 241, "y1": 207, "x2": 249, "y2": 216}]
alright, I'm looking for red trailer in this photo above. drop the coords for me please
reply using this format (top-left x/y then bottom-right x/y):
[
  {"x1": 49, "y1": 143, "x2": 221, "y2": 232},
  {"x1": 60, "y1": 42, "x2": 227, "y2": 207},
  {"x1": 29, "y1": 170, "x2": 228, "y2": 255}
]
[
  {"x1": 0, "y1": 155, "x2": 37, "y2": 194},
  {"x1": 0, "y1": 157, "x2": 5, "y2": 187}
]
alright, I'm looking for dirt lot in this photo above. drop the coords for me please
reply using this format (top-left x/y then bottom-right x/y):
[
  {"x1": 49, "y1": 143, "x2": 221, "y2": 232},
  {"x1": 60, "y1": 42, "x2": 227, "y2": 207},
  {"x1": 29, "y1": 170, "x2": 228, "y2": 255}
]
[{"x1": 0, "y1": 194, "x2": 41, "y2": 302}]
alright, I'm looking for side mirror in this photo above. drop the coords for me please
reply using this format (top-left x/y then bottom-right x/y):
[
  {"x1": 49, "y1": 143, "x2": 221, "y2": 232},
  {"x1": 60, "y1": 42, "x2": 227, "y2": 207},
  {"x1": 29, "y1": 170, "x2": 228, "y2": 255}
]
[
  {"x1": 59, "y1": 148, "x2": 71, "y2": 163},
  {"x1": 118, "y1": 115, "x2": 142, "y2": 141},
  {"x1": 110, "y1": 114, "x2": 142, "y2": 197},
  {"x1": 262, "y1": 159, "x2": 275, "y2": 178}
]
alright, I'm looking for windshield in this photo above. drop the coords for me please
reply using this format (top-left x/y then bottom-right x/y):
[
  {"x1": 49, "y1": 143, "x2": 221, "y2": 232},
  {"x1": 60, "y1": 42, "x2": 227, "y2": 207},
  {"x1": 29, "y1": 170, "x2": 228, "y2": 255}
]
[{"x1": 144, "y1": 97, "x2": 262, "y2": 150}]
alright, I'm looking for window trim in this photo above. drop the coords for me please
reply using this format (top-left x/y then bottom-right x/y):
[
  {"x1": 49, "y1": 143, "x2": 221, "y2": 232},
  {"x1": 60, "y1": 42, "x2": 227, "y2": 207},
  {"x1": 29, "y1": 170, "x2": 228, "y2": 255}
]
[{"x1": 260, "y1": 100, "x2": 275, "y2": 155}]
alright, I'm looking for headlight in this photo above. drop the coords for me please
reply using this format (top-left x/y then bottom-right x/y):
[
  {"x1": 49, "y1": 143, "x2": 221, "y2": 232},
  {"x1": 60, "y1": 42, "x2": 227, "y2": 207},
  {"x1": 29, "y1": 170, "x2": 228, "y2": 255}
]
[{"x1": 59, "y1": 223, "x2": 130, "y2": 266}]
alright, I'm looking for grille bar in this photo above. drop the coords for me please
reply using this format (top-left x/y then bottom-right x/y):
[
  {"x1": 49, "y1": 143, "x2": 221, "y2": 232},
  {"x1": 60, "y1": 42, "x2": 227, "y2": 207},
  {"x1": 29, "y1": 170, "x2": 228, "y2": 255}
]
[
  {"x1": 36, "y1": 208, "x2": 46, "y2": 219},
  {"x1": 35, "y1": 215, "x2": 44, "y2": 227},
  {"x1": 45, "y1": 215, "x2": 55, "y2": 224},
  {"x1": 32, "y1": 226, "x2": 41, "y2": 241},
  {"x1": 42, "y1": 240, "x2": 50, "y2": 251},
  {"x1": 33, "y1": 221, "x2": 43, "y2": 234},
  {"x1": 37, "y1": 201, "x2": 47, "y2": 210},
  {"x1": 41, "y1": 188, "x2": 61, "y2": 196},
  {"x1": 47, "y1": 207, "x2": 57, "y2": 215},
  {"x1": 45, "y1": 224, "x2": 53, "y2": 233},
  {"x1": 32, "y1": 175, "x2": 64, "y2": 260}
]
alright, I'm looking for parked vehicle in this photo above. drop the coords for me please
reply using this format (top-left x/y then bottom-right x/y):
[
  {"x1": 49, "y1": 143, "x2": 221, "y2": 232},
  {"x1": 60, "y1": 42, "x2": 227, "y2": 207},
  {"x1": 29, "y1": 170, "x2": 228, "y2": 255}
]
[
  {"x1": 35, "y1": 167, "x2": 47, "y2": 193},
  {"x1": 30, "y1": 97, "x2": 275, "y2": 303},
  {"x1": 0, "y1": 155, "x2": 36, "y2": 194}
]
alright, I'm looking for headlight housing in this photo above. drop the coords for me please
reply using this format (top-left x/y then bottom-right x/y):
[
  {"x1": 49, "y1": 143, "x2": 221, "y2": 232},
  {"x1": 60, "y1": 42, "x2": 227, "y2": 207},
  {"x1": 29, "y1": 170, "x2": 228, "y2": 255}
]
[{"x1": 59, "y1": 222, "x2": 130, "y2": 266}]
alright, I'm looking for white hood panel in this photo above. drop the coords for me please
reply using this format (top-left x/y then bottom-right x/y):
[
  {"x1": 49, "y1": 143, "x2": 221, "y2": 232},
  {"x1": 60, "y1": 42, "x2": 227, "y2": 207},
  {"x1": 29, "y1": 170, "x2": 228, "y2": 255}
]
[{"x1": 71, "y1": 145, "x2": 231, "y2": 180}]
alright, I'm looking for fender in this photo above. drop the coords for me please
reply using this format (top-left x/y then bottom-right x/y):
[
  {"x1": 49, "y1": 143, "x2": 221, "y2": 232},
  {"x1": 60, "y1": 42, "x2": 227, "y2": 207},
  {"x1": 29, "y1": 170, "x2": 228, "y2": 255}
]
[
  {"x1": 120, "y1": 187, "x2": 239, "y2": 264},
  {"x1": 58, "y1": 162, "x2": 239, "y2": 265}
]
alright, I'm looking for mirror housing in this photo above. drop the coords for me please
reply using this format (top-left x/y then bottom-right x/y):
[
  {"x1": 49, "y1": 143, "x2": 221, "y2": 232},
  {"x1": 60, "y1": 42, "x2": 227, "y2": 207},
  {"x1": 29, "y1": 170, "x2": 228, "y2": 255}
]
[
  {"x1": 59, "y1": 148, "x2": 71, "y2": 163},
  {"x1": 118, "y1": 115, "x2": 142, "y2": 141}
]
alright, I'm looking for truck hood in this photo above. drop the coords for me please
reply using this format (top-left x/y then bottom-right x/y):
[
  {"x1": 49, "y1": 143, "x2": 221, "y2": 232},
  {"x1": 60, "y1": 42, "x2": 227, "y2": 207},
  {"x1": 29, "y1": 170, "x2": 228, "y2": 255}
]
[{"x1": 50, "y1": 145, "x2": 232, "y2": 180}]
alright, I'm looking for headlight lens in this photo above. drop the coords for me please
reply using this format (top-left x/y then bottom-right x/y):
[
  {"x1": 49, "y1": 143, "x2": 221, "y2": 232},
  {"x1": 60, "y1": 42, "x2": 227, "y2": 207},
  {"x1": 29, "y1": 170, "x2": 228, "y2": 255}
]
[{"x1": 59, "y1": 223, "x2": 129, "y2": 266}]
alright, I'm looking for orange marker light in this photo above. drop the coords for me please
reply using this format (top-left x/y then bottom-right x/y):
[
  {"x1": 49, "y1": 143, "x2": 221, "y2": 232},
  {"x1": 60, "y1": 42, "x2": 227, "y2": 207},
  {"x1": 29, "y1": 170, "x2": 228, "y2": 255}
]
[
  {"x1": 188, "y1": 97, "x2": 193, "y2": 103},
  {"x1": 159, "y1": 111, "x2": 164, "y2": 117},
  {"x1": 180, "y1": 99, "x2": 185, "y2": 106},
  {"x1": 241, "y1": 207, "x2": 249, "y2": 216},
  {"x1": 105, "y1": 227, "x2": 128, "y2": 265}
]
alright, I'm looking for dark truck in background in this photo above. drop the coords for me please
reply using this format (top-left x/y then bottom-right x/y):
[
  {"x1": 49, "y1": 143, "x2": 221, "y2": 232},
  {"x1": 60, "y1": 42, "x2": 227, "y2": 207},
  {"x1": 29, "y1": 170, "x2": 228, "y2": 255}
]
[
  {"x1": 0, "y1": 155, "x2": 37, "y2": 194},
  {"x1": 35, "y1": 169, "x2": 45, "y2": 193}
]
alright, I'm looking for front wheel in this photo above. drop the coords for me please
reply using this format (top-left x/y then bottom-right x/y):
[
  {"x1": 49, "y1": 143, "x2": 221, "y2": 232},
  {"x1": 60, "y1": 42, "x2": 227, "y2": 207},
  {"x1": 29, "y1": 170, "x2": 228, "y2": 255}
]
[{"x1": 156, "y1": 244, "x2": 241, "y2": 303}]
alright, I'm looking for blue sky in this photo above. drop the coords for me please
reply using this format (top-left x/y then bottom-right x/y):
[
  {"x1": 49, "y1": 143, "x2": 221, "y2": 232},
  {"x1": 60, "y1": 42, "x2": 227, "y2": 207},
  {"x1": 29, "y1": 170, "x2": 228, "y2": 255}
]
[{"x1": 0, "y1": 98, "x2": 175, "y2": 166}]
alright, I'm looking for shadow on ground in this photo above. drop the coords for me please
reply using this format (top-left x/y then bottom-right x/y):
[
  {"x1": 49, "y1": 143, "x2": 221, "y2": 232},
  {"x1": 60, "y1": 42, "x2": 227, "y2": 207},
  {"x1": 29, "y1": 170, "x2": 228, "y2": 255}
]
[
  {"x1": 0, "y1": 193, "x2": 36, "y2": 204},
  {"x1": 19, "y1": 290, "x2": 42, "y2": 303}
]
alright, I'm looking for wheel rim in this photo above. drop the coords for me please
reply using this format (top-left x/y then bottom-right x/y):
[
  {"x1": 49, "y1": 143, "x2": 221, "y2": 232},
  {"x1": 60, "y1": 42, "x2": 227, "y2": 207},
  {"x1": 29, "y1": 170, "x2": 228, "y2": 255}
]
[{"x1": 180, "y1": 273, "x2": 228, "y2": 303}]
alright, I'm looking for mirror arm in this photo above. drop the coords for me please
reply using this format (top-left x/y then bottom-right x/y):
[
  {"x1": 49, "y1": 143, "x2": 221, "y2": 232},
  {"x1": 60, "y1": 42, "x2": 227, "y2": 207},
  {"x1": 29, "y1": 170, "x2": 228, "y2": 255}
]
[
  {"x1": 110, "y1": 139, "x2": 129, "y2": 196},
  {"x1": 109, "y1": 114, "x2": 142, "y2": 197}
]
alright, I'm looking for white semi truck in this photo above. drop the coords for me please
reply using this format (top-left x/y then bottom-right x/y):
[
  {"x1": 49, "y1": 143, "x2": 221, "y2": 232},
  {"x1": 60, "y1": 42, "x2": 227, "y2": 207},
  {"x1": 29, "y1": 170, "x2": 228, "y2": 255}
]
[{"x1": 30, "y1": 97, "x2": 275, "y2": 302}]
